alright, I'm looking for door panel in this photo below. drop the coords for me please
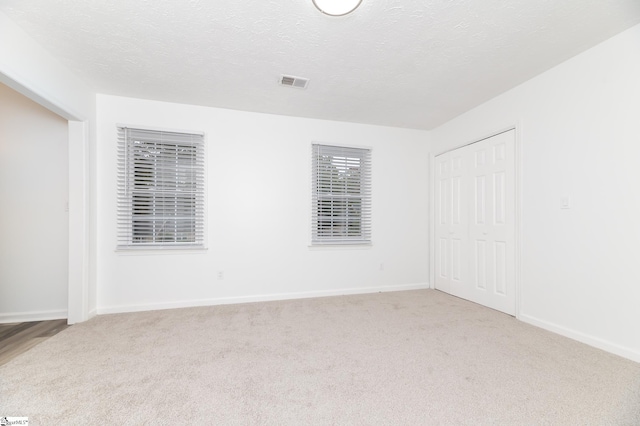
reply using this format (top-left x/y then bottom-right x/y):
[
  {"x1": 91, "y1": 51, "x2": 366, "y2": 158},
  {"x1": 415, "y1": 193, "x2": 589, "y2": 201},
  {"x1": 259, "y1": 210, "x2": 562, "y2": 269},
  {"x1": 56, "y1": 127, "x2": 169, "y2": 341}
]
[
  {"x1": 474, "y1": 240, "x2": 487, "y2": 289},
  {"x1": 494, "y1": 241, "x2": 507, "y2": 295},
  {"x1": 438, "y1": 238, "x2": 448, "y2": 279},
  {"x1": 452, "y1": 238, "x2": 462, "y2": 281},
  {"x1": 475, "y1": 175, "x2": 486, "y2": 224}
]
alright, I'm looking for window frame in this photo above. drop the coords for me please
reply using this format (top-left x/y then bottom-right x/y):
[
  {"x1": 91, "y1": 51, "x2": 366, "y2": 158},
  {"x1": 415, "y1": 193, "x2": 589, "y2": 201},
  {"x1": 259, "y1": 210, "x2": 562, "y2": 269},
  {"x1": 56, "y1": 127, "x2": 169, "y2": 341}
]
[
  {"x1": 117, "y1": 125, "x2": 205, "y2": 250},
  {"x1": 311, "y1": 143, "x2": 372, "y2": 246}
]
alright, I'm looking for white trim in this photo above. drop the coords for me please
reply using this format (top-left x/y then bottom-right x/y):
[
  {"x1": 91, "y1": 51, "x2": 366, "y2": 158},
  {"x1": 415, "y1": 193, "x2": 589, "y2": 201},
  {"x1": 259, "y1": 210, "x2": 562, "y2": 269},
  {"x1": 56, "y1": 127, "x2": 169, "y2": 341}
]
[
  {"x1": 97, "y1": 283, "x2": 430, "y2": 315},
  {"x1": 428, "y1": 152, "x2": 435, "y2": 289},
  {"x1": 67, "y1": 120, "x2": 90, "y2": 324},
  {"x1": 0, "y1": 310, "x2": 68, "y2": 324},
  {"x1": 513, "y1": 121, "x2": 524, "y2": 319},
  {"x1": 520, "y1": 313, "x2": 640, "y2": 363}
]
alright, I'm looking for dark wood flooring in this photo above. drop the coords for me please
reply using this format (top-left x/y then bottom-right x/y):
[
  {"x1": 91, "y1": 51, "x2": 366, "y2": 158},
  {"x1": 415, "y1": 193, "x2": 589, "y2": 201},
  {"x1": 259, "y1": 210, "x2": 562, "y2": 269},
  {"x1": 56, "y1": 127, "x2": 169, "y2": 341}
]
[{"x1": 0, "y1": 319, "x2": 69, "y2": 366}]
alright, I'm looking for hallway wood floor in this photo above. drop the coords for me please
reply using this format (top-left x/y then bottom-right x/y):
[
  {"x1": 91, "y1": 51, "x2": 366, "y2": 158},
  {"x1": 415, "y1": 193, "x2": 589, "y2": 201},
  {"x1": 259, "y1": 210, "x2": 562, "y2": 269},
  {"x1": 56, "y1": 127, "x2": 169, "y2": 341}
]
[{"x1": 0, "y1": 319, "x2": 69, "y2": 366}]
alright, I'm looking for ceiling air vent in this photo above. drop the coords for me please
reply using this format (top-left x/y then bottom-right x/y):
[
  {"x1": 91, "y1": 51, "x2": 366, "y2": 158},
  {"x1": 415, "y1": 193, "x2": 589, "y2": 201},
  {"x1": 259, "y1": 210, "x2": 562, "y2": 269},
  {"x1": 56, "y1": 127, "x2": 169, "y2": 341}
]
[{"x1": 279, "y1": 75, "x2": 309, "y2": 89}]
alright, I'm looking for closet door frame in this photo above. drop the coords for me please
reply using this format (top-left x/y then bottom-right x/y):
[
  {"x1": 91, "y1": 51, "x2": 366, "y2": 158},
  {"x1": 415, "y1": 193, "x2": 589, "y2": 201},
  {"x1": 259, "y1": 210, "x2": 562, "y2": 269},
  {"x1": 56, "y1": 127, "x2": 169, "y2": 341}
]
[{"x1": 429, "y1": 125, "x2": 522, "y2": 318}]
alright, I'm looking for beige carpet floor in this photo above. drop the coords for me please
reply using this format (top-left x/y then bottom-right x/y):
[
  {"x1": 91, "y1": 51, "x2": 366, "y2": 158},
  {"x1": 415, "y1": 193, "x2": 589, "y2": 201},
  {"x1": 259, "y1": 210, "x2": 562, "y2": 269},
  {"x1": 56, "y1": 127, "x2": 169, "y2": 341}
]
[{"x1": 1, "y1": 289, "x2": 639, "y2": 425}]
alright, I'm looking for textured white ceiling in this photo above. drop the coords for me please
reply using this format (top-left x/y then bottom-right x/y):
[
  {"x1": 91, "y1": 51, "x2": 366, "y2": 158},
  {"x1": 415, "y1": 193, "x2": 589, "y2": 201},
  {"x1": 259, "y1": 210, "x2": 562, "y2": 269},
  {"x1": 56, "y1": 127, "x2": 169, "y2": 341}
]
[{"x1": 2, "y1": 0, "x2": 640, "y2": 130}]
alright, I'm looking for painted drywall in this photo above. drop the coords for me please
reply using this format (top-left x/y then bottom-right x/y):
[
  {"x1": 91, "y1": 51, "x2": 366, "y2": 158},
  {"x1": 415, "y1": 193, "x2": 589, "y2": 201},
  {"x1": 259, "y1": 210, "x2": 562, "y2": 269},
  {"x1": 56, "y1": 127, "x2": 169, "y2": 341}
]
[
  {"x1": 0, "y1": 11, "x2": 93, "y2": 120},
  {"x1": 431, "y1": 23, "x2": 640, "y2": 362},
  {"x1": 0, "y1": 10, "x2": 97, "y2": 323},
  {"x1": 96, "y1": 95, "x2": 430, "y2": 313},
  {"x1": 0, "y1": 83, "x2": 68, "y2": 321}
]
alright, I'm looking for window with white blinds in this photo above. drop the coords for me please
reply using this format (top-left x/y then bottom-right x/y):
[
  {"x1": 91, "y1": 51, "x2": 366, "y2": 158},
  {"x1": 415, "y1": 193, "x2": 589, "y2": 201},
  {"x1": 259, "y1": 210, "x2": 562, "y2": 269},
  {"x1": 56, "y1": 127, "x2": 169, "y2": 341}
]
[
  {"x1": 311, "y1": 144, "x2": 371, "y2": 245},
  {"x1": 117, "y1": 127, "x2": 205, "y2": 249}
]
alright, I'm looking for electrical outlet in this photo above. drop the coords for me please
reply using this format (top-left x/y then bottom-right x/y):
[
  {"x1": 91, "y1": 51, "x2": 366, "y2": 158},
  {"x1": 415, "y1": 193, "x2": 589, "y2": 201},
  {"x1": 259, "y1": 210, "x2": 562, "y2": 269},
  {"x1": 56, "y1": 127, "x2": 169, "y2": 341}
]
[
  {"x1": 379, "y1": 263, "x2": 384, "y2": 271},
  {"x1": 217, "y1": 271, "x2": 224, "y2": 280}
]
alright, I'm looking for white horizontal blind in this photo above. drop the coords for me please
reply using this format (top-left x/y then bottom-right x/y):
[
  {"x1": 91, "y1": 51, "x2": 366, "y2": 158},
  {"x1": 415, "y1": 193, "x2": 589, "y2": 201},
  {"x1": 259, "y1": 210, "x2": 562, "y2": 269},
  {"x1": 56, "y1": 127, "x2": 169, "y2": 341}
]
[
  {"x1": 117, "y1": 127, "x2": 205, "y2": 249},
  {"x1": 311, "y1": 144, "x2": 371, "y2": 245}
]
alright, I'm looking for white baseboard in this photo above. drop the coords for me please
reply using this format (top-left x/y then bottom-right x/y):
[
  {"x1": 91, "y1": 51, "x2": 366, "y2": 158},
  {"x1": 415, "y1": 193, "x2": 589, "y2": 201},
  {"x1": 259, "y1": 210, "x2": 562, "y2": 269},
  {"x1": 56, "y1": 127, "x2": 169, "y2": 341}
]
[
  {"x1": 0, "y1": 309, "x2": 67, "y2": 324},
  {"x1": 97, "y1": 283, "x2": 430, "y2": 315},
  {"x1": 519, "y1": 313, "x2": 640, "y2": 364}
]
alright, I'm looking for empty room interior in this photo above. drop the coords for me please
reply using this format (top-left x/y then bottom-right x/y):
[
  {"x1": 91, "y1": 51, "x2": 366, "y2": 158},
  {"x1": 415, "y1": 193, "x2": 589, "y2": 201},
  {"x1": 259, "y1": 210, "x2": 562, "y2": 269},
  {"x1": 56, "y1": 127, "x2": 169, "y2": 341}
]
[{"x1": 1, "y1": 0, "x2": 640, "y2": 423}]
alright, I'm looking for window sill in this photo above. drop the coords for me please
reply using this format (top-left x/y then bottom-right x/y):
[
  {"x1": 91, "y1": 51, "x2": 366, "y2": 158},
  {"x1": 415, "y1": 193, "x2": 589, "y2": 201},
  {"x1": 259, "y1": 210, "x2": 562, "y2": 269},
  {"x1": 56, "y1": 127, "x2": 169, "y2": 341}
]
[
  {"x1": 115, "y1": 247, "x2": 208, "y2": 256},
  {"x1": 308, "y1": 243, "x2": 372, "y2": 250}
]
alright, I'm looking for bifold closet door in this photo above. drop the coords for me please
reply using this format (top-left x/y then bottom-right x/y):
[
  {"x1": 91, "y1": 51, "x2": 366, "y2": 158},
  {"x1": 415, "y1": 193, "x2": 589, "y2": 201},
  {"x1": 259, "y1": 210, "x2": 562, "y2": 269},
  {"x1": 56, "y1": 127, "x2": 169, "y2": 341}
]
[
  {"x1": 435, "y1": 130, "x2": 516, "y2": 315},
  {"x1": 467, "y1": 131, "x2": 516, "y2": 314},
  {"x1": 434, "y1": 147, "x2": 468, "y2": 298}
]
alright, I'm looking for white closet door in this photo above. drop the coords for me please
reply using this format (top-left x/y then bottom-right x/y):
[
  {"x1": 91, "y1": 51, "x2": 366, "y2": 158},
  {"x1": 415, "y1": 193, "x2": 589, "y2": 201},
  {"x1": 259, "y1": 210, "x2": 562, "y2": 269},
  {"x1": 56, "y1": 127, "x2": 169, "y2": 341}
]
[
  {"x1": 434, "y1": 153, "x2": 451, "y2": 293},
  {"x1": 467, "y1": 130, "x2": 516, "y2": 315},
  {"x1": 434, "y1": 130, "x2": 516, "y2": 315},
  {"x1": 434, "y1": 148, "x2": 468, "y2": 298}
]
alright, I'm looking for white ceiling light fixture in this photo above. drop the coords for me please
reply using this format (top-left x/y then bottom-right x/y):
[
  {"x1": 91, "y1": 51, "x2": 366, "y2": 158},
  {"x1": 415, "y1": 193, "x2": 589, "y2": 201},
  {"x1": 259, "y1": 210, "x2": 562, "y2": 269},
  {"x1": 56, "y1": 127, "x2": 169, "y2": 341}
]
[{"x1": 312, "y1": 0, "x2": 362, "y2": 16}]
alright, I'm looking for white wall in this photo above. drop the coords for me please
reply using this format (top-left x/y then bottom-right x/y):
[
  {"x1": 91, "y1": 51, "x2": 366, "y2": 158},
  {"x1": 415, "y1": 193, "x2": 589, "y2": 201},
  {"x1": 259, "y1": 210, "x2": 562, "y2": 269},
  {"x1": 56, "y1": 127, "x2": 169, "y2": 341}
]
[
  {"x1": 0, "y1": 83, "x2": 69, "y2": 321},
  {"x1": 431, "y1": 24, "x2": 640, "y2": 362},
  {"x1": 0, "y1": 11, "x2": 92, "y2": 121},
  {"x1": 96, "y1": 95, "x2": 430, "y2": 313},
  {"x1": 0, "y1": 10, "x2": 96, "y2": 323}
]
